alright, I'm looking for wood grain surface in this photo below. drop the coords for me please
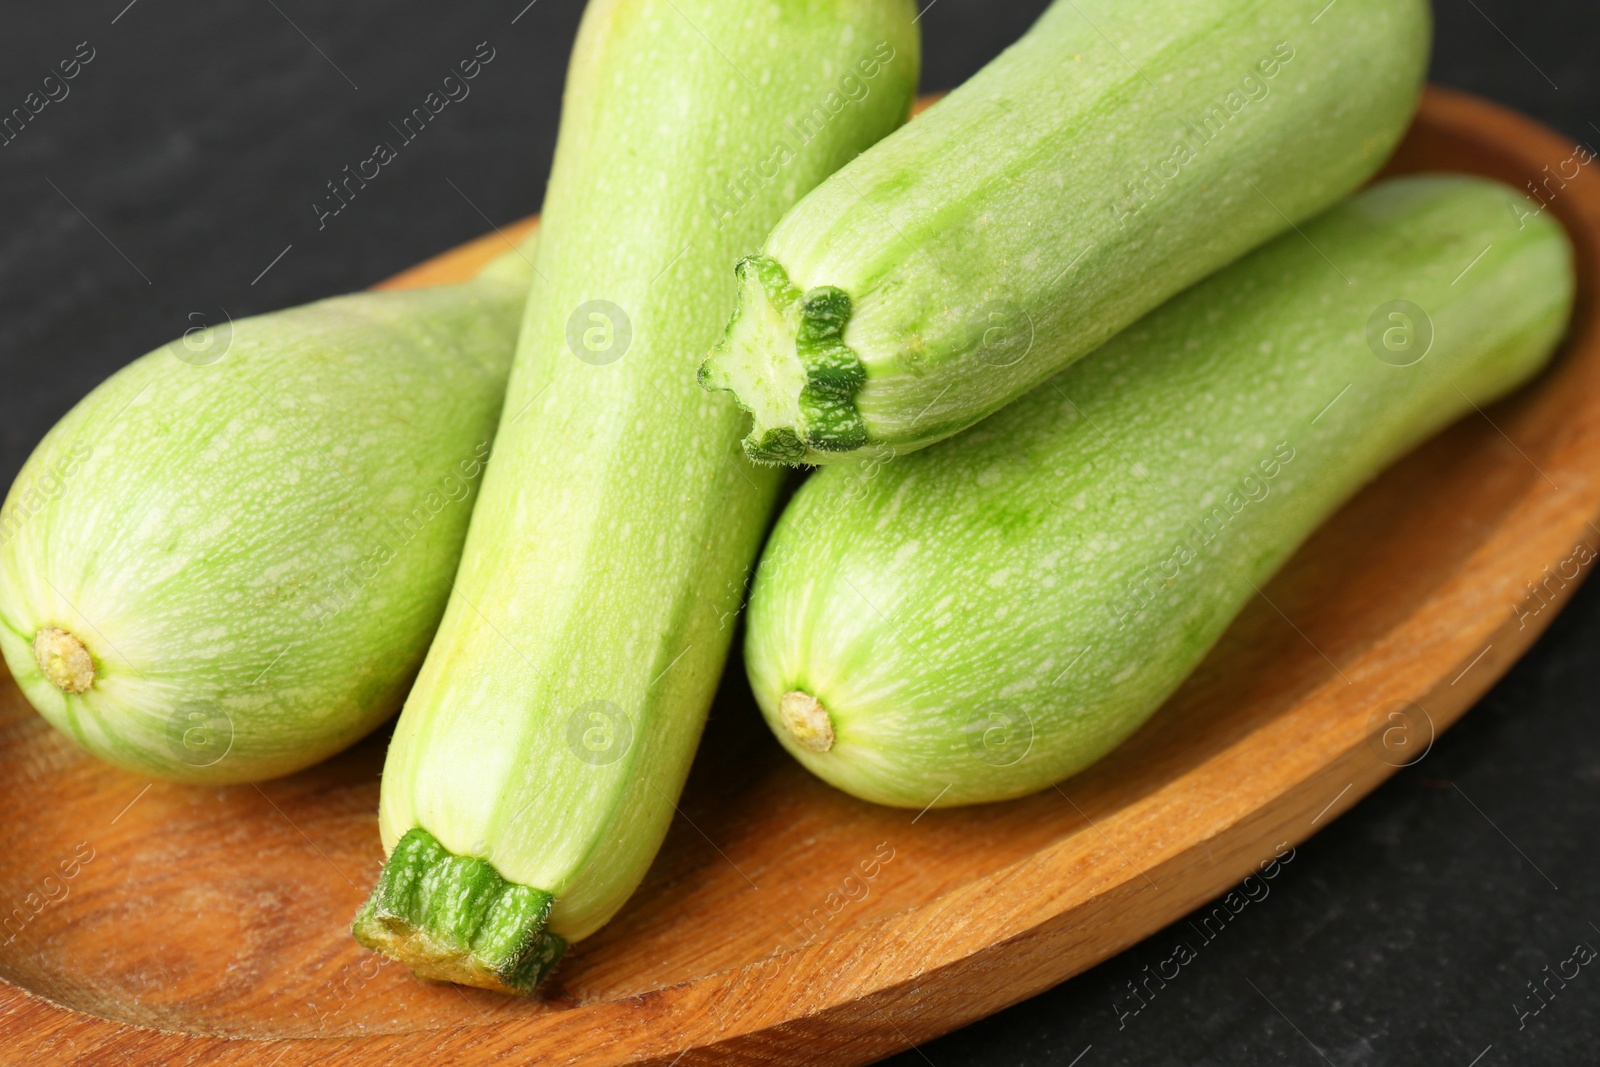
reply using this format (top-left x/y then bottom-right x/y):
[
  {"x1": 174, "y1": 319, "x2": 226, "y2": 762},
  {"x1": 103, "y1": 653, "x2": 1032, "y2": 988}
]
[{"x1": 0, "y1": 87, "x2": 1596, "y2": 1066}]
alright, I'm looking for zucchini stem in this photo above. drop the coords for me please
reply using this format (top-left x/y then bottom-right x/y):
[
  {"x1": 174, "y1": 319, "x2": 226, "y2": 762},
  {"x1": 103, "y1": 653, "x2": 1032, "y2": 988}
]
[
  {"x1": 699, "y1": 256, "x2": 869, "y2": 464},
  {"x1": 34, "y1": 627, "x2": 94, "y2": 694},
  {"x1": 352, "y1": 828, "x2": 566, "y2": 995}
]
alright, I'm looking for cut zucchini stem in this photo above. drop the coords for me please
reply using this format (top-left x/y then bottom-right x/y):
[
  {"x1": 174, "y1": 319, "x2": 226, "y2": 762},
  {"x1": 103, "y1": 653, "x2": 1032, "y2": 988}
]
[
  {"x1": 700, "y1": 256, "x2": 871, "y2": 464},
  {"x1": 353, "y1": 828, "x2": 564, "y2": 995}
]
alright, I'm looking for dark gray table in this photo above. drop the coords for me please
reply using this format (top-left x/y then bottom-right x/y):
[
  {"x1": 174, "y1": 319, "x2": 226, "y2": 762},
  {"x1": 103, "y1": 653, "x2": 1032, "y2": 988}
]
[{"x1": 1, "y1": 3, "x2": 1594, "y2": 1064}]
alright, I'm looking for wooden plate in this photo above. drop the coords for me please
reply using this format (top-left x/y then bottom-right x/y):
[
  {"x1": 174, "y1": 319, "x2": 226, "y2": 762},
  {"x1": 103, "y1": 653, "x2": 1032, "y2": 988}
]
[{"x1": 2, "y1": 87, "x2": 1597, "y2": 1066}]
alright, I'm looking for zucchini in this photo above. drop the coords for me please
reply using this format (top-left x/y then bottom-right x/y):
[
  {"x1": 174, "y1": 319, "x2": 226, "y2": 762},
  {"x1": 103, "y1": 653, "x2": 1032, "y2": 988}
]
[
  {"x1": 744, "y1": 176, "x2": 1574, "y2": 808},
  {"x1": 0, "y1": 243, "x2": 535, "y2": 783},
  {"x1": 700, "y1": 0, "x2": 1432, "y2": 464},
  {"x1": 356, "y1": 0, "x2": 920, "y2": 993}
]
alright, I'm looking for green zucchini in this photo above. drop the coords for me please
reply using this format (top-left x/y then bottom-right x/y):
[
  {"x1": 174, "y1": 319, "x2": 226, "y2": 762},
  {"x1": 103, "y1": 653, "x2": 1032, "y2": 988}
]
[
  {"x1": 0, "y1": 243, "x2": 535, "y2": 783},
  {"x1": 744, "y1": 176, "x2": 1574, "y2": 808},
  {"x1": 700, "y1": 0, "x2": 1432, "y2": 464},
  {"x1": 356, "y1": 0, "x2": 920, "y2": 994}
]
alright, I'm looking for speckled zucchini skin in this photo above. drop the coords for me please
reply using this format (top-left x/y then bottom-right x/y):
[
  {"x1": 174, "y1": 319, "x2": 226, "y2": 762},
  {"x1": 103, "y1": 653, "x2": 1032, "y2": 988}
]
[
  {"x1": 0, "y1": 249, "x2": 534, "y2": 783},
  {"x1": 701, "y1": 0, "x2": 1432, "y2": 464},
  {"x1": 371, "y1": 0, "x2": 920, "y2": 980},
  {"x1": 744, "y1": 177, "x2": 1574, "y2": 808}
]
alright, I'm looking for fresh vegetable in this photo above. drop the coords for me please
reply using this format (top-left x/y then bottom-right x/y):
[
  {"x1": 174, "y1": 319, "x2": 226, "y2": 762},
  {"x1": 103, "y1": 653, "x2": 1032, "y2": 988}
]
[
  {"x1": 700, "y1": 0, "x2": 1432, "y2": 464},
  {"x1": 356, "y1": 0, "x2": 920, "y2": 994},
  {"x1": 744, "y1": 176, "x2": 1574, "y2": 808},
  {"x1": 0, "y1": 240, "x2": 537, "y2": 783}
]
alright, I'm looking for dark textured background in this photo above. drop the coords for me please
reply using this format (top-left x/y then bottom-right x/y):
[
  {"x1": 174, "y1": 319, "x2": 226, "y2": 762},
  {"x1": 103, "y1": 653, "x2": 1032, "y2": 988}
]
[{"x1": 1, "y1": 2, "x2": 1595, "y2": 1064}]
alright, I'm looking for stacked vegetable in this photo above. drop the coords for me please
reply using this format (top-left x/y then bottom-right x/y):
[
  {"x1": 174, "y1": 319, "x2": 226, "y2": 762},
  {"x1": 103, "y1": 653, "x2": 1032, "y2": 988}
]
[
  {"x1": 0, "y1": 0, "x2": 1576, "y2": 997},
  {"x1": 701, "y1": 0, "x2": 1433, "y2": 462}
]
